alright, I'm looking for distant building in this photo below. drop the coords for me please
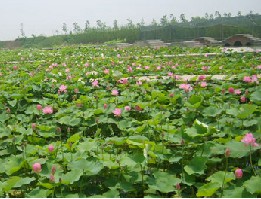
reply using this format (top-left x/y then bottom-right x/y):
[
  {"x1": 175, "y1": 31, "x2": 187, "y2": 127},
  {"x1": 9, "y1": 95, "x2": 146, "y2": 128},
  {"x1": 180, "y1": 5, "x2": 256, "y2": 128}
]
[
  {"x1": 194, "y1": 37, "x2": 221, "y2": 46},
  {"x1": 224, "y1": 34, "x2": 261, "y2": 46}
]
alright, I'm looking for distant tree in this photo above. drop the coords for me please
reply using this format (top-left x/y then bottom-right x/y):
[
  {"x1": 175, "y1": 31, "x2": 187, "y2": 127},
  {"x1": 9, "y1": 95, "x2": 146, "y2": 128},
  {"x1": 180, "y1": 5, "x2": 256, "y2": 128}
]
[
  {"x1": 96, "y1": 20, "x2": 106, "y2": 29},
  {"x1": 85, "y1": 20, "x2": 90, "y2": 31},
  {"x1": 150, "y1": 19, "x2": 158, "y2": 26},
  {"x1": 126, "y1": 19, "x2": 134, "y2": 28},
  {"x1": 20, "y1": 23, "x2": 25, "y2": 38},
  {"x1": 237, "y1": 11, "x2": 242, "y2": 17},
  {"x1": 205, "y1": 13, "x2": 209, "y2": 20},
  {"x1": 169, "y1": 14, "x2": 177, "y2": 24},
  {"x1": 215, "y1": 11, "x2": 221, "y2": 18},
  {"x1": 228, "y1": 13, "x2": 232, "y2": 17},
  {"x1": 160, "y1": 15, "x2": 169, "y2": 26},
  {"x1": 73, "y1": 22, "x2": 81, "y2": 34},
  {"x1": 62, "y1": 23, "x2": 68, "y2": 35},
  {"x1": 180, "y1": 14, "x2": 187, "y2": 23},
  {"x1": 140, "y1": 18, "x2": 145, "y2": 26},
  {"x1": 113, "y1": 20, "x2": 118, "y2": 29},
  {"x1": 209, "y1": 14, "x2": 214, "y2": 20}
]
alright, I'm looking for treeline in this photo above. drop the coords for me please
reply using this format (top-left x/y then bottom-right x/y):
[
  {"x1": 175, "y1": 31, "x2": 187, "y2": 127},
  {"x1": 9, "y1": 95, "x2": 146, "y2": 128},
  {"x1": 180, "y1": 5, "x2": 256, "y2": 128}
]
[{"x1": 1, "y1": 12, "x2": 261, "y2": 48}]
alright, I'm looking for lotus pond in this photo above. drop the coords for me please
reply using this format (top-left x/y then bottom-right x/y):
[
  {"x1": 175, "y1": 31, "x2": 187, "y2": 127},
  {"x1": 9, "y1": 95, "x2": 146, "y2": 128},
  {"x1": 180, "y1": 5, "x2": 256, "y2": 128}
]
[{"x1": 0, "y1": 46, "x2": 260, "y2": 198}]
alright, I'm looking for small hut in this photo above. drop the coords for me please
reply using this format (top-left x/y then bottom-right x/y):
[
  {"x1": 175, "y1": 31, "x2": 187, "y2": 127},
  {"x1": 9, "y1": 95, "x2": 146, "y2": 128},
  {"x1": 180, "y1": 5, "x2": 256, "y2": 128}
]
[{"x1": 224, "y1": 34, "x2": 261, "y2": 47}]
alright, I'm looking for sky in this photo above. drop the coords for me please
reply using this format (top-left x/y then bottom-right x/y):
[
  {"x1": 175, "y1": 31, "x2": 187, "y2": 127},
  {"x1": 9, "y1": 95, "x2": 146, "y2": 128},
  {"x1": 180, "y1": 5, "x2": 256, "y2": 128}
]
[{"x1": 0, "y1": 0, "x2": 260, "y2": 41}]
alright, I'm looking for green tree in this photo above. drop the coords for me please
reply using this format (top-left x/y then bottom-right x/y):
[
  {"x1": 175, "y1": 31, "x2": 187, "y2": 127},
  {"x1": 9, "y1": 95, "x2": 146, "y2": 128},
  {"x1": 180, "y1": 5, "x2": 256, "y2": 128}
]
[{"x1": 62, "y1": 23, "x2": 68, "y2": 35}]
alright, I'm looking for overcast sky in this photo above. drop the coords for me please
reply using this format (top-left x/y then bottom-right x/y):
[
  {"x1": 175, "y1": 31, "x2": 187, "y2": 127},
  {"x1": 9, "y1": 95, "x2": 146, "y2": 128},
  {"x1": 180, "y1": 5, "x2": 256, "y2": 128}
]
[{"x1": 0, "y1": 0, "x2": 260, "y2": 41}]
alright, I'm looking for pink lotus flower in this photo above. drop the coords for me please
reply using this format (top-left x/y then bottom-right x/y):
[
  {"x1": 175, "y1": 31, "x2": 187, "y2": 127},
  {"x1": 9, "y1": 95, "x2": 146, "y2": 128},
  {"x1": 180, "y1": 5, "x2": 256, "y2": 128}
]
[
  {"x1": 157, "y1": 66, "x2": 161, "y2": 70},
  {"x1": 36, "y1": 104, "x2": 42, "y2": 111},
  {"x1": 243, "y1": 76, "x2": 252, "y2": 83},
  {"x1": 256, "y1": 65, "x2": 261, "y2": 69},
  {"x1": 84, "y1": 63, "x2": 89, "y2": 67},
  {"x1": 200, "y1": 81, "x2": 207, "y2": 88},
  {"x1": 66, "y1": 75, "x2": 72, "y2": 80},
  {"x1": 13, "y1": 65, "x2": 18, "y2": 70},
  {"x1": 104, "y1": 69, "x2": 109, "y2": 74},
  {"x1": 92, "y1": 79, "x2": 99, "y2": 87},
  {"x1": 48, "y1": 144, "x2": 55, "y2": 152},
  {"x1": 125, "y1": 106, "x2": 131, "y2": 111},
  {"x1": 111, "y1": 89, "x2": 119, "y2": 96},
  {"x1": 49, "y1": 174, "x2": 55, "y2": 183},
  {"x1": 225, "y1": 148, "x2": 231, "y2": 157},
  {"x1": 235, "y1": 168, "x2": 243, "y2": 179},
  {"x1": 168, "y1": 72, "x2": 173, "y2": 77},
  {"x1": 118, "y1": 78, "x2": 128, "y2": 84},
  {"x1": 202, "y1": 66, "x2": 210, "y2": 71},
  {"x1": 174, "y1": 75, "x2": 180, "y2": 80},
  {"x1": 198, "y1": 75, "x2": 206, "y2": 81},
  {"x1": 235, "y1": 89, "x2": 241, "y2": 95},
  {"x1": 136, "y1": 81, "x2": 142, "y2": 85},
  {"x1": 252, "y1": 75, "x2": 259, "y2": 84},
  {"x1": 104, "y1": 103, "x2": 108, "y2": 109},
  {"x1": 240, "y1": 96, "x2": 246, "y2": 103},
  {"x1": 65, "y1": 68, "x2": 70, "y2": 73},
  {"x1": 113, "y1": 108, "x2": 122, "y2": 117},
  {"x1": 176, "y1": 183, "x2": 181, "y2": 190},
  {"x1": 32, "y1": 123, "x2": 37, "y2": 130},
  {"x1": 51, "y1": 165, "x2": 56, "y2": 175},
  {"x1": 144, "y1": 66, "x2": 150, "y2": 70},
  {"x1": 58, "y1": 84, "x2": 67, "y2": 93},
  {"x1": 117, "y1": 54, "x2": 121, "y2": 58},
  {"x1": 42, "y1": 106, "x2": 53, "y2": 114},
  {"x1": 241, "y1": 133, "x2": 259, "y2": 147},
  {"x1": 32, "y1": 163, "x2": 42, "y2": 173},
  {"x1": 228, "y1": 87, "x2": 235, "y2": 94},
  {"x1": 127, "y1": 66, "x2": 133, "y2": 73},
  {"x1": 179, "y1": 84, "x2": 193, "y2": 92}
]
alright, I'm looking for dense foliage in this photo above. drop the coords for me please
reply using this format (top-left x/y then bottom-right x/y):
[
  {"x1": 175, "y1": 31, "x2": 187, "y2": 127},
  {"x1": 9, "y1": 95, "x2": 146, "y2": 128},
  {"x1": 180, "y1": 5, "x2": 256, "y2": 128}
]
[
  {"x1": 0, "y1": 46, "x2": 260, "y2": 197},
  {"x1": 0, "y1": 13, "x2": 260, "y2": 48}
]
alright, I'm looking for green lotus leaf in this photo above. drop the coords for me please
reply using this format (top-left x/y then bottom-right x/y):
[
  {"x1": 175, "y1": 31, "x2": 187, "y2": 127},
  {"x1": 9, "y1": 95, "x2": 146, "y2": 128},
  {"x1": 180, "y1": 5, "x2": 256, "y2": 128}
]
[
  {"x1": 250, "y1": 89, "x2": 261, "y2": 105},
  {"x1": 184, "y1": 127, "x2": 198, "y2": 137},
  {"x1": 184, "y1": 156, "x2": 208, "y2": 175},
  {"x1": 243, "y1": 119, "x2": 257, "y2": 127},
  {"x1": 237, "y1": 104, "x2": 257, "y2": 119},
  {"x1": 25, "y1": 187, "x2": 50, "y2": 198},
  {"x1": 67, "y1": 159, "x2": 103, "y2": 176},
  {"x1": 61, "y1": 169, "x2": 83, "y2": 185},
  {"x1": 222, "y1": 186, "x2": 254, "y2": 198},
  {"x1": 97, "y1": 189, "x2": 120, "y2": 198},
  {"x1": 8, "y1": 99, "x2": 17, "y2": 107},
  {"x1": 0, "y1": 113, "x2": 9, "y2": 122},
  {"x1": 2, "y1": 176, "x2": 21, "y2": 192},
  {"x1": 58, "y1": 116, "x2": 81, "y2": 126},
  {"x1": 130, "y1": 151, "x2": 146, "y2": 164},
  {"x1": 120, "y1": 156, "x2": 137, "y2": 167},
  {"x1": 13, "y1": 177, "x2": 36, "y2": 188},
  {"x1": 148, "y1": 171, "x2": 181, "y2": 193},
  {"x1": 206, "y1": 171, "x2": 234, "y2": 186},
  {"x1": 203, "y1": 106, "x2": 222, "y2": 117},
  {"x1": 67, "y1": 132, "x2": 81, "y2": 143},
  {"x1": 4, "y1": 155, "x2": 24, "y2": 175},
  {"x1": 225, "y1": 141, "x2": 250, "y2": 158},
  {"x1": 118, "y1": 119, "x2": 132, "y2": 130},
  {"x1": 196, "y1": 182, "x2": 220, "y2": 197},
  {"x1": 244, "y1": 175, "x2": 261, "y2": 194}
]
